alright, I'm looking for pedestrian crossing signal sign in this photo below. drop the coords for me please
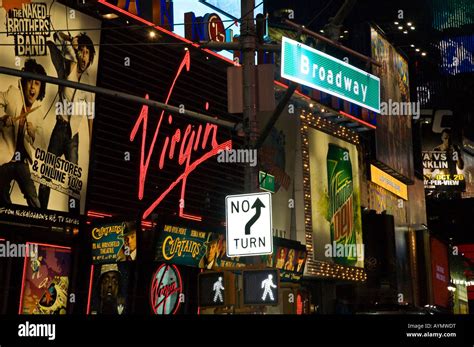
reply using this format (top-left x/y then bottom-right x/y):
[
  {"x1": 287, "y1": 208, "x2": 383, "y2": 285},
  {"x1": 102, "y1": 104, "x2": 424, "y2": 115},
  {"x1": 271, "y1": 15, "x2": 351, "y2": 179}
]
[
  {"x1": 198, "y1": 271, "x2": 234, "y2": 308},
  {"x1": 243, "y1": 269, "x2": 279, "y2": 306}
]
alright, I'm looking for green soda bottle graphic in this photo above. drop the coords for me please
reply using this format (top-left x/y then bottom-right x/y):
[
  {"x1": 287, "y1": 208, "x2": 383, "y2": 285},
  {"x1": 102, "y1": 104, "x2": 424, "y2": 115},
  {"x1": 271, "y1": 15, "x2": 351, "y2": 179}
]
[{"x1": 327, "y1": 144, "x2": 357, "y2": 266}]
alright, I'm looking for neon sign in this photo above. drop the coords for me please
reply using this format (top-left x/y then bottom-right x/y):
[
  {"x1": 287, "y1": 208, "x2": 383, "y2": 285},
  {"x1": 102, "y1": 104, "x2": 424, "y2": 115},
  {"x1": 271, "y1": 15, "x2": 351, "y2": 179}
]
[
  {"x1": 150, "y1": 263, "x2": 183, "y2": 314},
  {"x1": 130, "y1": 51, "x2": 232, "y2": 221}
]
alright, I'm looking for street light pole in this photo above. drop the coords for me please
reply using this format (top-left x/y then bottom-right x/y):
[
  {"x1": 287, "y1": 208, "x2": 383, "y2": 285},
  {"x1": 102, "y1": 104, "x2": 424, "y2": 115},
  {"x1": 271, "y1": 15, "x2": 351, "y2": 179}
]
[{"x1": 241, "y1": 0, "x2": 259, "y2": 193}]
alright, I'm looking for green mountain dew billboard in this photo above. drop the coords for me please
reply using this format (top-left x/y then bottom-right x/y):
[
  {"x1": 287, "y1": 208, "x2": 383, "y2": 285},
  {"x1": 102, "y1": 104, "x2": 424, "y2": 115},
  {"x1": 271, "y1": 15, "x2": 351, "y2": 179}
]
[{"x1": 308, "y1": 129, "x2": 364, "y2": 268}]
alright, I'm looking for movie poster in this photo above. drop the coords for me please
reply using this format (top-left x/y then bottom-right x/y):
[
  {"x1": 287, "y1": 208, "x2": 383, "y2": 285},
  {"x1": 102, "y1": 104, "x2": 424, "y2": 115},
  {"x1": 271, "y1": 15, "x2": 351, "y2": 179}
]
[
  {"x1": 92, "y1": 221, "x2": 138, "y2": 263},
  {"x1": 88, "y1": 262, "x2": 131, "y2": 315},
  {"x1": 371, "y1": 27, "x2": 414, "y2": 180},
  {"x1": 0, "y1": 0, "x2": 101, "y2": 214},
  {"x1": 262, "y1": 240, "x2": 307, "y2": 282},
  {"x1": 155, "y1": 224, "x2": 211, "y2": 268},
  {"x1": 199, "y1": 233, "x2": 246, "y2": 269},
  {"x1": 308, "y1": 129, "x2": 363, "y2": 268},
  {"x1": 20, "y1": 243, "x2": 71, "y2": 314}
]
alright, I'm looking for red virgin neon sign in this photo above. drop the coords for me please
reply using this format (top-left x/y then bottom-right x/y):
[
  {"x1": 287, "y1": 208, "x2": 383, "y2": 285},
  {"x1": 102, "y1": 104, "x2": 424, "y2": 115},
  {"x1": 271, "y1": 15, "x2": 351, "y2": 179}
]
[{"x1": 130, "y1": 51, "x2": 232, "y2": 221}]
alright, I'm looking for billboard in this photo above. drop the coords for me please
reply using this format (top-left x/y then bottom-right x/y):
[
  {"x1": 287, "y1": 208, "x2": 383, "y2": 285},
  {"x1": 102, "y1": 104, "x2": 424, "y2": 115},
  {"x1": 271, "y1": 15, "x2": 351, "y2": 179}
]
[
  {"x1": 421, "y1": 111, "x2": 466, "y2": 191},
  {"x1": 438, "y1": 35, "x2": 474, "y2": 75},
  {"x1": 0, "y1": 0, "x2": 100, "y2": 214},
  {"x1": 308, "y1": 128, "x2": 363, "y2": 268},
  {"x1": 371, "y1": 27, "x2": 414, "y2": 180},
  {"x1": 261, "y1": 238, "x2": 307, "y2": 282},
  {"x1": 19, "y1": 243, "x2": 71, "y2": 314},
  {"x1": 92, "y1": 220, "x2": 138, "y2": 263},
  {"x1": 155, "y1": 224, "x2": 211, "y2": 267},
  {"x1": 88, "y1": 262, "x2": 131, "y2": 315}
]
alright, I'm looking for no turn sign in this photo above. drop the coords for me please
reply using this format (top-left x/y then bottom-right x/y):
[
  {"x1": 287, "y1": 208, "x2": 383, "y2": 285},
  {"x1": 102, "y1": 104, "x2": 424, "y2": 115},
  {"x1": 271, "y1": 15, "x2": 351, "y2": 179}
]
[{"x1": 225, "y1": 192, "x2": 273, "y2": 257}]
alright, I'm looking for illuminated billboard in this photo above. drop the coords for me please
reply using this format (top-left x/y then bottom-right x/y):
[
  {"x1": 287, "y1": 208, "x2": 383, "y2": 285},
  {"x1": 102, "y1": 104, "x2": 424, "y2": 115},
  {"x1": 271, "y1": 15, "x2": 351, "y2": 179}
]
[
  {"x1": 421, "y1": 111, "x2": 466, "y2": 192},
  {"x1": 92, "y1": 220, "x2": 138, "y2": 263},
  {"x1": 0, "y1": 0, "x2": 101, "y2": 214},
  {"x1": 371, "y1": 27, "x2": 414, "y2": 180},
  {"x1": 308, "y1": 129, "x2": 363, "y2": 268}
]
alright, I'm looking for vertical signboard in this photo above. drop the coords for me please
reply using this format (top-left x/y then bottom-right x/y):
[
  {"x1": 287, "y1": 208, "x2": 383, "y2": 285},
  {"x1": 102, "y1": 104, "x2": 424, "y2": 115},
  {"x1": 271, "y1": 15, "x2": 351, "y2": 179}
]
[
  {"x1": 0, "y1": 0, "x2": 100, "y2": 214},
  {"x1": 430, "y1": 237, "x2": 450, "y2": 308},
  {"x1": 308, "y1": 129, "x2": 363, "y2": 268},
  {"x1": 371, "y1": 27, "x2": 414, "y2": 180},
  {"x1": 421, "y1": 113, "x2": 466, "y2": 192}
]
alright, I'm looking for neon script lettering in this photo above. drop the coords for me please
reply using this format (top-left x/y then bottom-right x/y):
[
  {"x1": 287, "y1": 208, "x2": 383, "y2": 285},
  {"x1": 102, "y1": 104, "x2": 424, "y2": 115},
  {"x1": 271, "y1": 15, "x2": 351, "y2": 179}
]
[{"x1": 130, "y1": 51, "x2": 232, "y2": 220}]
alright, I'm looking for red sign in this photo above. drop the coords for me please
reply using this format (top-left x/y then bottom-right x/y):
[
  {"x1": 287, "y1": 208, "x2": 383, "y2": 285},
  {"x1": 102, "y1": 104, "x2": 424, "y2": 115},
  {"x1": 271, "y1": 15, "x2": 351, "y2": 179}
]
[
  {"x1": 130, "y1": 50, "x2": 232, "y2": 221},
  {"x1": 430, "y1": 237, "x2": 450, "y2": 308},
  {"x1": 150, "y1": 264, "x2": 183, "y2": 315},
  {"x1": 207, "y1": 14, "x2": 225, "y2": 42}
]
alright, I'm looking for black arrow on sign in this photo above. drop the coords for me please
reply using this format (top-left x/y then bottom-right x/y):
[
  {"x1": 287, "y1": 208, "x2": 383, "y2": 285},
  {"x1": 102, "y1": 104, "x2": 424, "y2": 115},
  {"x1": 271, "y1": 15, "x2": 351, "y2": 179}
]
[{"x1": 245, "y1": 198, "x2": 265, "y2": 235}]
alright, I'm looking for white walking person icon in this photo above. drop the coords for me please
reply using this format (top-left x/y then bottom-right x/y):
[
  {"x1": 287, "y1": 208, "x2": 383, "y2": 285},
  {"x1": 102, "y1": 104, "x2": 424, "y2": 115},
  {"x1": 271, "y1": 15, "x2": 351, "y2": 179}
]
[
  {"x1": 213, "y1": 276, "x2": 225, "y2": 303},
  {"x1": 261, "y1": 274, "x2": 277, "y2": 301}
]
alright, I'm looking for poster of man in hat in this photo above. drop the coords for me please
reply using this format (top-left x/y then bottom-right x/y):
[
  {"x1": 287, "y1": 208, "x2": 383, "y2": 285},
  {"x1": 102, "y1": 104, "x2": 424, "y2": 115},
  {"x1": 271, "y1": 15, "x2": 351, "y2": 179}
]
[{"x1": 89, "y1": 262, "x2": 130, "y2": 315}]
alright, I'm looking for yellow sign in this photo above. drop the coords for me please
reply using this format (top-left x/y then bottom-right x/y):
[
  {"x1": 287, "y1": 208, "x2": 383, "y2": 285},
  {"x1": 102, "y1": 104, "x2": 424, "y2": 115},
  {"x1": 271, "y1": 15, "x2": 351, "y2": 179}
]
[{"x1": 370, "y1": 165, "x2": 408, "y2": 200}]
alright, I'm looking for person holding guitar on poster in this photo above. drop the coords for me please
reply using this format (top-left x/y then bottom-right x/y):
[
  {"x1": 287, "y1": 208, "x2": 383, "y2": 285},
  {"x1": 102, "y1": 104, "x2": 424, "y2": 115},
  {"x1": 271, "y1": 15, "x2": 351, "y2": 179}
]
[{"x1": 0, "y1": 59, "x2": 46, "y2": 208}]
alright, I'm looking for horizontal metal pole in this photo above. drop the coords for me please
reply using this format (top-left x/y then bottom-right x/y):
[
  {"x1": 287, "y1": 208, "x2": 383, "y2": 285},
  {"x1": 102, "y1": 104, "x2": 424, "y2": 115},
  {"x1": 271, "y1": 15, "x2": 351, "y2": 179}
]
[
  {"x1": 0, "y1": 66, "x2": 238, "y2": 130},
  {"x1": 198, "y1": 42, "x2": 242, "y2": 51},
  {"x1": 283, "y1": 19, "x2": 382, "y2": 67}
]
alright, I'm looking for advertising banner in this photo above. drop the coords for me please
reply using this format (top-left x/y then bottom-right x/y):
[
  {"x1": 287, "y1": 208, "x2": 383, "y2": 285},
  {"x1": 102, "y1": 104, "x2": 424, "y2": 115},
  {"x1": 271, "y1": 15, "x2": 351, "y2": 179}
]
[
  {"x1": 421, "y1": 112, "x2": 466, "y2": 191},
  {"x1": 92, "y1": 220, "x2": 138, "y2": 263},
  {"x1": 261, "y1": 238, "x2": 307, "y2": 282},
  {"x1": 308, "y1": 129, "x2": 363, "y2": 268},
  {"x1": 155, "y1": 224, "x2": 211, "y2": 268},
  {"x1": 371, "y1": 27, "x2": 414, "y2": 180},
  {"x1": 0, "y1": 0, "x2": 101, "y2": 214},
  {"x1": 88, "y1": 262, "x2": 131, "y2": 315},
  {"x1": 19, "y1": 243, "x2": 71, "y2": 314}
]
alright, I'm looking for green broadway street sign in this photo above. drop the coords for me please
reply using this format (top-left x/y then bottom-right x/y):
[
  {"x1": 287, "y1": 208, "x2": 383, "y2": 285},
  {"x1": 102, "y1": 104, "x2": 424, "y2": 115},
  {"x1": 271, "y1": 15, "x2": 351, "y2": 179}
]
[{"x1": 281, "y1": 36, "x2": 380, "y2": 113}]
